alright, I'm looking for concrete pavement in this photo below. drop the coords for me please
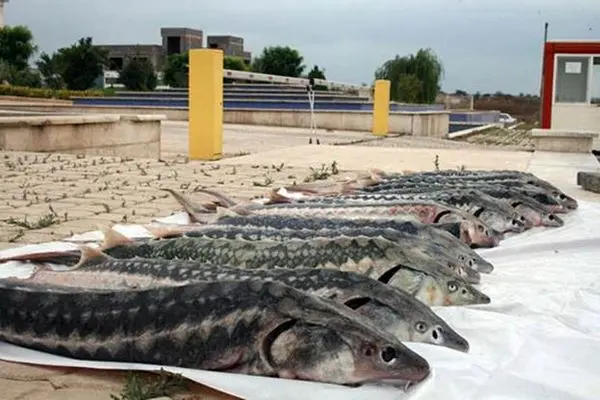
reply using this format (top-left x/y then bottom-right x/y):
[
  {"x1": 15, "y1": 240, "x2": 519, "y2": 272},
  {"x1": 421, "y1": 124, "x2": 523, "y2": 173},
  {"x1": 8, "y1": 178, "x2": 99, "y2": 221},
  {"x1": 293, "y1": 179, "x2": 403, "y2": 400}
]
[{"x1": 0, "y1": 121, "x2": 598, "y2": 399}]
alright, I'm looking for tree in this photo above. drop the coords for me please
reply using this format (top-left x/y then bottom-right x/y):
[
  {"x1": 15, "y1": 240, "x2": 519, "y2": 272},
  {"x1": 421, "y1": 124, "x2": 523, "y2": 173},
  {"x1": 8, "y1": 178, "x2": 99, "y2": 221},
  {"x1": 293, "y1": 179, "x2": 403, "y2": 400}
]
[
  {"x1": 223, "y1": 56, "x2": 249, "y2": 72},
  {"x1": 251, "y1": 46, "x2": 305, "y2": 77},
  {"x1": 307, "y1": 65, "x2": 326, "y2": 80},
  {"x1": 52, "y1": 37, "x2": 108, "y2": 90},
  {"x1": 118, "y1": 58, "x2": 157, "y2": 91},
  {"x1": 36, "y1": 52, "x2": 64, "y2": 89},
  {"x1": 163, "y1": 53, "x2": 253, "y2": 88},
  {"x1": 374, "y1": 48, "x2": 444, "y2": 104},
  {"x1": 162, "y1": 52, "x2": 189, "y2": 88},
  {"x1": 0, "y1": 25, "x2": 37, "y2": 71},
  {"x1": 306, "y1": 65, "x2": 327, "y2": 90}
]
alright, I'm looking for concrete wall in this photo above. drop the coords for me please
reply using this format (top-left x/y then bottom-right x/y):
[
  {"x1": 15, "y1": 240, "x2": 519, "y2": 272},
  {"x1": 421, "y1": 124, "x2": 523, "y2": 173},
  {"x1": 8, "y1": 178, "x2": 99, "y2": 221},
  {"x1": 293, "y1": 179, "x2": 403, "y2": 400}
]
[
  {"x1": 551, "y1": 104, "x2": 600, "y2": 149},
  {"x1": 0, "y1": 104, "x2": 450, "y2": 137},
  {"x1": 0, "y1": 114, "x2": 165, "y2": 158}
]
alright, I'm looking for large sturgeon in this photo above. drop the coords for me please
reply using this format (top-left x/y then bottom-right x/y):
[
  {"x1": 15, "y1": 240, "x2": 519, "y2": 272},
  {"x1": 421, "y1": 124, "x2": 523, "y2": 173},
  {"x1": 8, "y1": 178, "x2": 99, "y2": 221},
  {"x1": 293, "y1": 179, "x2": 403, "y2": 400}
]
[
  {"x1": 208, "y1": 214, "x2": 494, "y2": 273},
  {"x1": 166, "y1": 188, "x2": 497, "y2": 248},
  {"x1": 0, "y1": 230, "x2": 491, "y2": 307},
  {"x1": 0, "y1": 278, "x2": 431, "y2": 387},
  {"x1": 364, "y1": 170, "x2": 578, "y2": 211},
  {"x1": 166, "y1": 189, "x2": 500, "y2": 248},
  {"x1": 14, "y1": 247, "x2": 469, "y2": 352},
  {"x1": 311, "y1": 190, "x2": 530, "y2": 235},
  {"x1": 147, "y1": 224, "x2": 482, "y2": 284},
  {"x1": 344, "y1": 183, "x2": 563, "y2": 227}
]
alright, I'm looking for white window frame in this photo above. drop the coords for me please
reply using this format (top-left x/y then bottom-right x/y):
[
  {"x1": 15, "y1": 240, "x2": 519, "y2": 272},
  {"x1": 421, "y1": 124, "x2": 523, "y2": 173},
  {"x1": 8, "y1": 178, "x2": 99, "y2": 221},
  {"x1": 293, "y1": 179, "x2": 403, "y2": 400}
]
[{"x1": 552, "y1": 53, "x2": 599, "y2": 106}]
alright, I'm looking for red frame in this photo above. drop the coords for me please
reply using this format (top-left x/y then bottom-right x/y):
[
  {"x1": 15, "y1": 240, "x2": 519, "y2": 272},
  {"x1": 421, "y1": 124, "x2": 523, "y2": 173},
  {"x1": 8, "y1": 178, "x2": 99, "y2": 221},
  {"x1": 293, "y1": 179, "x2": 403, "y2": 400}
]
[{"x1": 541, "y1": 41, "x2": 600, "y2": 129}]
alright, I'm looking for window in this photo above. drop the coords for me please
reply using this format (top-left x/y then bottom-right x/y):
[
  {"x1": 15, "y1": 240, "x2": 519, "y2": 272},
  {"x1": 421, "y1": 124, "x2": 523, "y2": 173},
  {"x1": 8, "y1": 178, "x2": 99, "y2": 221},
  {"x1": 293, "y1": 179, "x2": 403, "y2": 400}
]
[
  {"x1": 592, "y1": 57, "x2": 600, "y2": 105},
  {"x1": 554, "y1": 55, "x2": 590, "y2": 103},
  {"x1": 166, "y1": 36, "x2": 181, "y2": 55},
  {"x1": 108, "y1": 57, "x2": 123, "y2": 70}
]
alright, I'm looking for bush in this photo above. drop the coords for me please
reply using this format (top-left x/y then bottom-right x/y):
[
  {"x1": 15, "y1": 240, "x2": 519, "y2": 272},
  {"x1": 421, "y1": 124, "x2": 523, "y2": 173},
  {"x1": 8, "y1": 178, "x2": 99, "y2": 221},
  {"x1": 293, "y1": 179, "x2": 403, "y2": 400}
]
[{"x1": 0, "y1": 84, "x2": 111, "y2": 99}]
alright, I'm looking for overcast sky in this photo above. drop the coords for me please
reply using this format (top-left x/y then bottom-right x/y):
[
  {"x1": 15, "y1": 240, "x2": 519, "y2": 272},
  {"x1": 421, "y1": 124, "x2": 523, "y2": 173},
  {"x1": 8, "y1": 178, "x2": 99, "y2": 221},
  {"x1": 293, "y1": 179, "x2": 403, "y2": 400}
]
[{"x1": 5, "y1": 0, "x2": 600, "y2": 94}]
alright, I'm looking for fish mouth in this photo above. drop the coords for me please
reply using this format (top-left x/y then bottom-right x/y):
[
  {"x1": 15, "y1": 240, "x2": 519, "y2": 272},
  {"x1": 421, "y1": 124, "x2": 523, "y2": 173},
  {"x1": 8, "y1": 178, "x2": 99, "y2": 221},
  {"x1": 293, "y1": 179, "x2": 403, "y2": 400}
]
[{"x1": 360, "y1": 367, "x2": 431, "y2": 390}]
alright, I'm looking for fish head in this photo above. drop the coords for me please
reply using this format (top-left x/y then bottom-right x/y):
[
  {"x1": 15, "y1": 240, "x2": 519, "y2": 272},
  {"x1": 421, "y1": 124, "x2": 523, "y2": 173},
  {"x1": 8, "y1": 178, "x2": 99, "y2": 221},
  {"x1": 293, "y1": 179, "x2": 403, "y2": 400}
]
[
  {"x1": 542, "y1": 212, "x2": 564, "y2": 227},
  {"x1": 267, "y1": 311, "x2": 430, "y2": 386},
  {"x1": 480, "y1": 208, "x2": 526, "y2": 234},
  {"x1": 411, "y1": 320, "x2": 470, "y2": 353},
  {"x1": 457, "y1": 253, "x2": 494, "y2": 274},
  {"x1": 350, "y1": 295, "x2": 470, "y2": 353},
  {"x1": 443, "y1": 278, "x2": 491, "y2": 306},
  {"x1": 462, "y1": 219, "x2": 501, "y2": 248},
  {"x1": 554, "y1": 191, "x2": 578, "y2": 211}
]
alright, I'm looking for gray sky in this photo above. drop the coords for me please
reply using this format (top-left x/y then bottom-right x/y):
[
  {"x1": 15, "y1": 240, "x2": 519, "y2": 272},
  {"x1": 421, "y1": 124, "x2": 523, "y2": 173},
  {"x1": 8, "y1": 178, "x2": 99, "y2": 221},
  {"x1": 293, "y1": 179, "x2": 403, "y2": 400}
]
[{"x1": 5, "y1": 0, "x2": 600, "y2": 94}]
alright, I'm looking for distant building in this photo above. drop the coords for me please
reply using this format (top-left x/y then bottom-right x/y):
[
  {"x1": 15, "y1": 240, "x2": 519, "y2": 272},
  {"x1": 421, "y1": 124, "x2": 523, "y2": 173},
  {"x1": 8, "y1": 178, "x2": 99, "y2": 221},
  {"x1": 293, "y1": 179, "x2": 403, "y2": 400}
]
[
  {"x1": 95, "y1": 27, "x2": 251, "y2": 73},
  {"x1": 206, "y1": 35, "x2": 252, "y2": 65}
]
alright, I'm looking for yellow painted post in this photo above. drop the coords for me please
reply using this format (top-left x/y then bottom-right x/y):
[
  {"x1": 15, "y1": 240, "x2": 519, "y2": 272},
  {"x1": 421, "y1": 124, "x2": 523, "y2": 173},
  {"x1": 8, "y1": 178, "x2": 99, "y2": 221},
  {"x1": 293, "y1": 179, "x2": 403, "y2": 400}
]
[
  {"x1": 188, "y1": 49, "x2": 223, "y2": 160},
  {"x1": 372, "y1": 79, "x2": 391, "y2": 136}
]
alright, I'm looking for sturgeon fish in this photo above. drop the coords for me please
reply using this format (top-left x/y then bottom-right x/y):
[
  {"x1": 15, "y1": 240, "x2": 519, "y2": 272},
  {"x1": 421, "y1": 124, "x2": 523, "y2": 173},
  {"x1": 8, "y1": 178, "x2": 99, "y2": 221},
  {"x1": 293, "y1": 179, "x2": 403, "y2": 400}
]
[
  {"x1": 0, "y1": 278, "x2": 431, "y2": 386},
  {"x1": 317, "y1": 190, "x2": 529, "y2": 235},
  {"x1": 147, "y1": 224, "x2": 482, "y2": 284},
  {"x1": 18, "y1": 247, "x2": 469, "y2": 352},
  {"x1": 364, "y1": 171, "x2": 578, "y2": 211},
  {"x1": 0, "y1": 230, "x2": 491, "y2": 307},
  {"x1": 347, "y1": 183, "x2": 563, "y2": 227},
  {"x1": 209, "y1": 214, "x2": 494, "y2": 273}
]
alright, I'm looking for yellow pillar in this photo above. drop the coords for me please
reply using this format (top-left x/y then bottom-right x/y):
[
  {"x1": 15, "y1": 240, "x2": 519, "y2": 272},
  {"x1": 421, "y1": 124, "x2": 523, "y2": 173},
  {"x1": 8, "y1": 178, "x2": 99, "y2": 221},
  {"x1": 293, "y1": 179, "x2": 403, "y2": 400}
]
[
  {"x1": 188, "y1": 49, "x2": 223, "y2": 160},
  {"x1": 372, "y1": 80, "x2": 391, "y2": 136}
]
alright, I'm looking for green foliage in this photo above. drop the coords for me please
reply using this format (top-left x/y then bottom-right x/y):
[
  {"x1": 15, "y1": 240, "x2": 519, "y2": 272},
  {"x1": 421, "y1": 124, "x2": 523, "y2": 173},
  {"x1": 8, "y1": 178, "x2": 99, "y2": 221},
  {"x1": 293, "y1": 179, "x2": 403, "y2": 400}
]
[
  {"x1": 306, "y1": 65, "x2": 328, "y2": 90},
  {"x1": 224, "y1": 56, "x2": 249, "y2": 71},
  {"x1": 375, "y1": 48, "x2": 444, "y2": 104},
  {"x1": 307, "y1": 65, "x2": 326, "y2": 80},
  {"x1": 251, "y1": 46, "x2": 305, "y2": 77},
  {"x1": 0, "y1": 60, "x2": 42, "y2": 88},
  {"x1": 35, "y1": 52, "x2": 65, "y2": 89},
  {"x1": 52, "y1": 37, "x2": 109, "y2": 91},
  {"x1": 0, "y1": 84, "x2": 109, "y2": 99},
  {"x1": 118, "y1": 58, "x2": 158, "y2": 91},
  {"x1": 396, "y1": 74, "x2": 422, "y2": 103},
  {"x1": 163, "y1": 53, "x2": 252, "y2": 87},
  {"x1": 110, "y1": 370, "x2": 187, "y2": 400},
  {"x1": 162, "y1": 52, "x2": 189, "y2": 88},
  {"x1": 0, "y1": 25, "x2": 38, "y2": 70}
]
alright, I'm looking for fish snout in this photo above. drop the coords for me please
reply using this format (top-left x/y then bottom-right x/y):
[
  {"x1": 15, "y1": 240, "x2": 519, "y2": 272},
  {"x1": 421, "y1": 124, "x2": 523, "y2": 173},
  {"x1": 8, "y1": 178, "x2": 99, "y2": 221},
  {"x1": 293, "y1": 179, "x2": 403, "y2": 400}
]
[
  {"x1": 545, "y1": 213, "x2": 564, "y2": 227},
  {"x1": 438, "y1": 326, "x2": 470, "y2": 353}
]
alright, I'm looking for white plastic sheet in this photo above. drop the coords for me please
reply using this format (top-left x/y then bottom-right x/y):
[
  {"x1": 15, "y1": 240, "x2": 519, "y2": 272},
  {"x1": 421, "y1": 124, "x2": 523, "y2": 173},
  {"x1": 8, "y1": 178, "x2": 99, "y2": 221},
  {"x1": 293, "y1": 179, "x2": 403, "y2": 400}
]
[{"x1": 1, "y1": 201, "x2": 600, "y2": 399}]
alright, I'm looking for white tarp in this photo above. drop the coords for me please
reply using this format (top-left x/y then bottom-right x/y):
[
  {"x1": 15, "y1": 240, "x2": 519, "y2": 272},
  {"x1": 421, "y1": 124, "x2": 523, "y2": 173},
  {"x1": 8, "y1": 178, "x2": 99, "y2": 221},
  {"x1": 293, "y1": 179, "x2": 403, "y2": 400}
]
[{"x1": 0, "y1": 200, "x2": 599, "y2": 400}]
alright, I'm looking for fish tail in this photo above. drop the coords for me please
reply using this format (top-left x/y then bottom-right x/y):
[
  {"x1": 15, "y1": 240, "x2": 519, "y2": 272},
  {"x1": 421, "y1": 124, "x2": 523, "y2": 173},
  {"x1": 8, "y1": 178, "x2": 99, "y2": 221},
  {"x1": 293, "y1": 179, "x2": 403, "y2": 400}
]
[{"x1": 161, "y1": 188, "x2": 213, "y2": 222}]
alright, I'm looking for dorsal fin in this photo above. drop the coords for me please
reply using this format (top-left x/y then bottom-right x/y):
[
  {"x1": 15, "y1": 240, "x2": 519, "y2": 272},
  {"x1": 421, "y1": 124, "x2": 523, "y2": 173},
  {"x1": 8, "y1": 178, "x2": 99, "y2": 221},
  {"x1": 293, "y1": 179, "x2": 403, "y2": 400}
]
[
  {"x1": 267, "y1": 189, "x2": 293, "y2": 204},
  {"x1": 145, "y1": 225, "x2": 190, "y2": 239},
  {"x1": 216, "y1": 206, "x2": 241, "y2": 219},
  {"x1": 72, "y1": 245, "x2": 112, "y2": 269},
  {"x1": 100, "y1": 226, "x2": 134, "y2": 250},
  {"x1": 192, "y1": 188, "x2": 238, "y2": 208},
  {"x1": 162, "y1": 188, "x2": 210, "y2": 223}
]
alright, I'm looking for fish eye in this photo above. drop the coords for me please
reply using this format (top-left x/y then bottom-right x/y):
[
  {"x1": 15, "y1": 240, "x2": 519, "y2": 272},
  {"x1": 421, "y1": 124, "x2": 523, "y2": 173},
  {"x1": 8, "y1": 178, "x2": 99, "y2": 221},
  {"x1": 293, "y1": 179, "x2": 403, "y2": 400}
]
[
  {"x1": 459, "y1": 255, "x2": 466, "y2": 261},
  {"x1": 415, "y1": 321, "x2": 428, "y2": 333},
  {"x1": 447, "y1": 281, "x2": 458, "y2": 292},
  {"x1": 549, "y1": 214, "x2": 555, "y2": 220},
  {"x1": 380, "y1": 346, "x2": 397, "y2": 364},
  {"x1": 477, "y1": 225, "x2": 485, "y2": 232}
]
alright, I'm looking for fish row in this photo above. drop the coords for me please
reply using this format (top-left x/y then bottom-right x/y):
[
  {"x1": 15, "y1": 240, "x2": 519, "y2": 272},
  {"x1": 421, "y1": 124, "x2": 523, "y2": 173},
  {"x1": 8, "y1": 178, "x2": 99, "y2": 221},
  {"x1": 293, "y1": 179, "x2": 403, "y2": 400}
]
[{"x1": 0, "y1": 168, "x2": 575, "y2": 390}]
